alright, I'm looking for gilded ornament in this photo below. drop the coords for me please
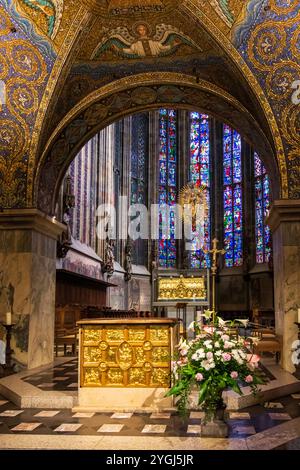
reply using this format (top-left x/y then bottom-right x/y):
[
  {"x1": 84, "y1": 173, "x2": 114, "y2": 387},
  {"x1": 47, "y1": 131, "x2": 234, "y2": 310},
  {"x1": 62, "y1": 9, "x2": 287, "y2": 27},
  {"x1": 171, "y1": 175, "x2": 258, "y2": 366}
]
[
  {"x1": 99, "y1": 362, "x2": 108, "y2": 371},
  {"x1": 0, "y1": 118, "x2": 27, "y2": 158},
  {"x1": 135, "y1": 347, "x2": 146, "y2": 364},
  {"x1": 152, "y1": 347, "x2": 169, "y2": 363},
  {"x1": 0, "y1": 10, "x2": 14, "y2": 36},
  {"x1": 84, "y1": 329, "x2": 101, "y2": 343},
  {"x1": 116, "y1": 341, "x2": 134, "y2": 370},
  {"x1": 7, "y1": 80, "x2": 39, "y2": 116},
  {"x1": 106, "y1": 328, "x2": 125, "y2": 341},
  {"x1": 149, "y1": 327, "x2": 169, "y2": 343},
  {"x1": 266, "y1": 61, "x2": 300, "y2": 101},
  {"x1": 143, "y1": 341, "x2": 152, "y2": 351},
  {"x1": 129, "y1": 368, "x2": 146, "y2": 385},
  {"x1": 0, "y1": 51, "x2": 9, "y2": 80},
  {"x1": 99, "y1": 340, "x2": 109, "y2": 350},
  {"x1": 248, "y1": 22, "x2": 286, "y2": 72},
  {"x1": 281, "y1": 104, "x2": 300, "y2": 147},
  {"x1": 158, "y1": 277, "x2": 206, "y2": 300},
  {"x1": 81, "y1": 0, "x2": 180, "y2": 17},
  {"x1": 83, "y1": 346, "x2": 102, "y2": 363},
  {"x1": 128, "y1": 328, "x2": 146, "y2": 341},
  {"x1": 269, "y1": 0, "x2": 298, "y2": 15},
  {"x1": 7, "y1": 40, "x2": 47, "y2": 83},
  {"x1": 84, "y1": 368, "x2": 100, "y2": 385},
  {"x1": 143, "y1": 362, "x2": 152, "y2": 372},
  {"x1": 151, "y1": 368, "x2": 170, "y2": 386},
  {"x1": 107, "y1": 368, "x2": 124, "y2": 384}
]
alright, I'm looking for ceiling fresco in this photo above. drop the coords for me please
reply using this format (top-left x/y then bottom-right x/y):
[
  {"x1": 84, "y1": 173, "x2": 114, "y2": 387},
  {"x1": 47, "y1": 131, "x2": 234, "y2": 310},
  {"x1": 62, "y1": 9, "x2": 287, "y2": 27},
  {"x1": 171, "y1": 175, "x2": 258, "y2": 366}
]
[{"x1": 0, "y1": 0, "x2": 299, "y2": 209}]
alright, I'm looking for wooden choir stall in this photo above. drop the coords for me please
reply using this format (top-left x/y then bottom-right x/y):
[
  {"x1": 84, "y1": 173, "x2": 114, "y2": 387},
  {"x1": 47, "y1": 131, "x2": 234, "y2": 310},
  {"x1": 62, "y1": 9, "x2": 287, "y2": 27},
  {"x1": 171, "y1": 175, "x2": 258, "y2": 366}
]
[{"x1": 75, "y1": 318, "x2": 179, "y2": 412}]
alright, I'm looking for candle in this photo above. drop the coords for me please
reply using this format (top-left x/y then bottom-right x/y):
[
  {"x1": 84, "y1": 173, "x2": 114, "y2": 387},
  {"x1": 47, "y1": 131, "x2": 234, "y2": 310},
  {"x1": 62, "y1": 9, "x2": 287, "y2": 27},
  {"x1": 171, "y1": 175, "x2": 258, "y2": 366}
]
[
  {"x1": 298, "y1": 308, "x2": 300, "y2": 324},
  {"x1": 6, "y1": 311, "x2": 11, "y2": 325}
]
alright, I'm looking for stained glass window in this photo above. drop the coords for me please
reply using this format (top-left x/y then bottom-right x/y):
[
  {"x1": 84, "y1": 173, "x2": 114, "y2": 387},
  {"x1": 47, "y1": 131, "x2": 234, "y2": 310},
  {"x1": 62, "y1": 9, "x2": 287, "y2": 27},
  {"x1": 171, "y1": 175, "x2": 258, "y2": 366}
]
[
  {"x1": 158, "y1": 109, "x2": 177, "y2": 268},
  {"x1": 131, "y1": 114, "x2": 148, "y2": 205},
  {"x1": 223, "y1": 125, "x2": 243, "y2": 267},
  {"x1": 130, "y1": 114, "x2": 148, "y2": 265},
  {"x1": 189, "y1": 112, "x2": 211, "y2": 268},
  {"x1": 254, "y1": 152, "x2": 271, "y2": 263}
]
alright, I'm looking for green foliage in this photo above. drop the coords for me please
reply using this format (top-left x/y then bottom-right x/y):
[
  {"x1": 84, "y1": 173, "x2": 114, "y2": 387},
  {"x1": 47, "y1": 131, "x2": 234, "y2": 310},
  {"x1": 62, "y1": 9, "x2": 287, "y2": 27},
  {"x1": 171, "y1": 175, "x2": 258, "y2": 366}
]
[{"x1": 166, "y1": 318, "x2": 268, "y2": 416}]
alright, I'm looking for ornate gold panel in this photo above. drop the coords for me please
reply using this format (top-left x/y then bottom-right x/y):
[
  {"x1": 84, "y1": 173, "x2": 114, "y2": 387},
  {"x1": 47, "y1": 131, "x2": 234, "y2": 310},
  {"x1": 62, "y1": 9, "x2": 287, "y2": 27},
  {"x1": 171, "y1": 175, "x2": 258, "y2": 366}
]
[
  {"x1": 158, "y1": 276, "x2": 206, "y2": 300},
  {"x1": 107, "y1": 368, "x2": 124, "y2": 385},
  {"x1": 152, "y1": 347, "x2": 169, "y2": 363},
  {"x1": 149, "y1": 326, "x2": 169, "y2": 344},
  {"x1": 129, "y1": 368, "x2": 146, "y2": 386},
  {"x1": 83, "y1": 367, "x2": 100, "y2": 385},
  {"x1": 80, "y1": 323, "x2": 172, "y2": 387},
  {"x1": 106, "y1": 328, "x2": 125, "y2": 342},
  {"x1": 151, "y1": 368, "x2": 170, "y2": 386},
  {"x1": 128, "y1": 328, "x2": 146, "y2": 341},
  {"x1": 83, "y1": 347, "x2": 102, "y2": 364},
  {"x1": 84, "y1": 329, "x2": 102, "y2": 343}
]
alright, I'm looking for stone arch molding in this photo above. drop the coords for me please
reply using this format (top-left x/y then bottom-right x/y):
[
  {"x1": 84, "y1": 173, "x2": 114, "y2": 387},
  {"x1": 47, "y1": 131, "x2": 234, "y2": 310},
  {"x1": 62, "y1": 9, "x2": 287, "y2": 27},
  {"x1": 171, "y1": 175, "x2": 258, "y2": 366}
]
[{"x1": 35, "y1": 72, "x2": 281, "y2": 215}]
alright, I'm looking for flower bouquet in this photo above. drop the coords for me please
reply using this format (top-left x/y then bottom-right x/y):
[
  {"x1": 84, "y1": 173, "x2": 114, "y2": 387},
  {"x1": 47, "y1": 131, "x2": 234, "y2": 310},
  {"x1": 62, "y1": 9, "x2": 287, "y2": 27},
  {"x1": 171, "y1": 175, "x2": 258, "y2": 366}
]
[{"x1": 166, "y1": 312, "x2": 267, "y2": 431}]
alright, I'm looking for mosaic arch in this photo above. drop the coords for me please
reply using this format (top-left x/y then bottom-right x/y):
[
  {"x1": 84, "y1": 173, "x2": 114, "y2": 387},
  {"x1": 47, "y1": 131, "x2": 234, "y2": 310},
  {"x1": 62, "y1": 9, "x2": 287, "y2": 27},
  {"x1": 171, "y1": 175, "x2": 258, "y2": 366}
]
[
  {"x1": 30, "y1": 1, "x2": 289, "y2": 206},
  {"x1": 35, "y1": 72, "x2": 281, "y2": 215},
  {"x1": 0, "y1": 0, "x2": 293, "y2": 208}
]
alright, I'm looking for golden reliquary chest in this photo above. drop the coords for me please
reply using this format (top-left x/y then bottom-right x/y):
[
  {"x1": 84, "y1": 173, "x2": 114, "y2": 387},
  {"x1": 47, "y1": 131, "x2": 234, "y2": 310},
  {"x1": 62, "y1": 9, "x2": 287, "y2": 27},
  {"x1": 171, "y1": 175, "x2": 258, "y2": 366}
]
[{"x1": 78, "y1": 318, "x2": 178, "y2": 389}]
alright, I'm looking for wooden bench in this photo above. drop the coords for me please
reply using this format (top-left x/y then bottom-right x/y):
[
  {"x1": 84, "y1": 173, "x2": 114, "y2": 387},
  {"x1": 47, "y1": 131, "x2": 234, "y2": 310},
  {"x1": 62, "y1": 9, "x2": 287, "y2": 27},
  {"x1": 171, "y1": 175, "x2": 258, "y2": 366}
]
[
  {"x1": 55, "y1": 328, "x2": 78, "y2": 357},
  {"x1": 251, "y1": 328, "x2": 282, "y2": 363}
]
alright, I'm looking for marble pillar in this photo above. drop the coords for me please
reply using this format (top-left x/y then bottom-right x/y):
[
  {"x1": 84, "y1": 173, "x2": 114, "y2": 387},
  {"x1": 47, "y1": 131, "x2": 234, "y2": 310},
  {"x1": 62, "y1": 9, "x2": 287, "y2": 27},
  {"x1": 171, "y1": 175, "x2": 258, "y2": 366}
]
[
  {"x1": 0, "y1": 210, "x2": 64, "y2": 370},
  {"x1": 267, "y1": 201, "x2": 300, "y2": 373}
]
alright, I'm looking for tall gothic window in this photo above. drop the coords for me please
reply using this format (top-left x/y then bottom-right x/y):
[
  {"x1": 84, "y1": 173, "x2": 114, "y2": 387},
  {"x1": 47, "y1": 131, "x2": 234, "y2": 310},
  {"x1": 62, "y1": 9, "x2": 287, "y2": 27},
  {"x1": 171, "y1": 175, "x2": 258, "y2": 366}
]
[
  {"x1": 131, "y1": 114, "x2": 148, "y2": 205},
  {"x1": 254, "y1": 152, "x2": 271, "y2": 263},
  {"x1": 223, "y1": 125, "x2": 243, "y2": 267},
  {"x1": 189, "y1": 112, "x2": 211, "y2": 268},
  {"x1": 130, "y1": 114, "x2": 148, "y2": 265},
  {"x1": 158, "y1": 109, "x2": 177, "y2": 268}
]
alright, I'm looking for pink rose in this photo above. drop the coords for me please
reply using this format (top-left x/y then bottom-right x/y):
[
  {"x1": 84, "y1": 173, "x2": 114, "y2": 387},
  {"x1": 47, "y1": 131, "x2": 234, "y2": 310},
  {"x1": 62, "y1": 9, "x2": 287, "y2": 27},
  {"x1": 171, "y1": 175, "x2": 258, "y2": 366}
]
[
  {"x1": 195, "y1": 373, "x2": 203, "y2": 381},
  {"x1": 206, "y1": 351, "x2": 213, "y2": 359},
  {"x1": 247, "y1": 354, "x2": 260, "y2": 365},
  {"x1": 224, "y1": 342, "x2": 231, "y2": 349},
  {"x1": 181, "y1": 348, "x2": 188, "y2": 356},
  {"x1": 222, "y1": 353, "x2": 231, "y2": 362},
  {"x1": 245, "y1": 375, "x2": 253, "y2": 383},
  {"x1": 203, "y1": 326, "x2": 215, "y2": 334},
  {"x1": 230, "y1": 371, "x2": 238, "y2": 379},
  {"x1": 221, "y1": 334, "x2": 230, "y2": 342}
]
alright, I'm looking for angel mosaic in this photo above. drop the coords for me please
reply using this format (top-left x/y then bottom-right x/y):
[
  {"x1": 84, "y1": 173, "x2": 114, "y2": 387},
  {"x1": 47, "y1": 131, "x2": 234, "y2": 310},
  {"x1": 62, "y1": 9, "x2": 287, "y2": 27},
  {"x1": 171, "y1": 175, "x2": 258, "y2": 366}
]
[
  {"x1": 18, "y1": 0, "x2": 63, "y2": 39},
  {"x1": 91, "y1": 22, "x2": 203, "y2": 60}
]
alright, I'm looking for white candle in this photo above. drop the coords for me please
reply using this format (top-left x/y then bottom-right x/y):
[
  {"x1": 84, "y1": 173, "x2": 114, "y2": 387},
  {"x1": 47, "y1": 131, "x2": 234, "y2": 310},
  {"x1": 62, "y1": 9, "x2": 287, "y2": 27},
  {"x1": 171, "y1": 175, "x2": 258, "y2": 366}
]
[
  {"x1": 298, "y1": 308, "x2": 300, "y2": 324},
  {"x1": 6, "y1": 311, "x2": 11, "y2": 325}
]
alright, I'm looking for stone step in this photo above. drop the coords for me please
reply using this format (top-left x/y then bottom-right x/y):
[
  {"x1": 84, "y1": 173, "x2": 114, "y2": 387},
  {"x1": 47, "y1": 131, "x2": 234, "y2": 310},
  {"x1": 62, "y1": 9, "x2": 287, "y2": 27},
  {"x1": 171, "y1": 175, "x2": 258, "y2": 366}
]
[
  {"x1": 0, "y1": 359, "x2": 77, "y2": 409},
  {"x1": 189, "y1": 360, "x2": 300, "y2": 410}
]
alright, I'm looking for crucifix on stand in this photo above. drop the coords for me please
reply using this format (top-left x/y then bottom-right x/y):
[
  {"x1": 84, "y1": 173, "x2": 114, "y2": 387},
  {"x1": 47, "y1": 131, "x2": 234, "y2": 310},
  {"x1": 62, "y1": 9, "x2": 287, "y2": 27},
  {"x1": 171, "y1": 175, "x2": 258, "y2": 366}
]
[{"x1": 204, "y1": 238, "x2": 226, "y2": 324}]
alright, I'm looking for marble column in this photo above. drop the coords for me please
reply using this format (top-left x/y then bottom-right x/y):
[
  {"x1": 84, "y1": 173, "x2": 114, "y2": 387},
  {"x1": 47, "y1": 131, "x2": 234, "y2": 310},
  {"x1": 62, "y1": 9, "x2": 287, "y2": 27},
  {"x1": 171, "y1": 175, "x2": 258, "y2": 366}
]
[
  {"x1": 0, "y1": 210, "x2": 64, "y2": 370},
  {"x1": 267, "y1": 200, "x2": 300, "y2": 373}
]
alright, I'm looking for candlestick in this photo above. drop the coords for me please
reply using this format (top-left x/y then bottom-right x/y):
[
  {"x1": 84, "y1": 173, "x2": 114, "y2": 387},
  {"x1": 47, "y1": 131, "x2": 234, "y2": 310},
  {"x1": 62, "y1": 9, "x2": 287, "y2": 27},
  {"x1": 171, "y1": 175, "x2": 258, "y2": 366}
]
[{"x1": 6, "y1": 311, "x2": 11, "y2": 325}]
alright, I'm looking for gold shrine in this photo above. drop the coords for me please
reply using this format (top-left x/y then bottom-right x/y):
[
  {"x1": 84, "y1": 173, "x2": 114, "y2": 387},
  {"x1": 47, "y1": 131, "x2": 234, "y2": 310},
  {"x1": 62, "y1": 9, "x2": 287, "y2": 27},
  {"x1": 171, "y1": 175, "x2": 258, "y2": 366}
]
[
  {"x1": 78, "y1": 318, "x2": 178, "y2": 389},
  {"x1": 158, "y1": 276, "x2": 206, "y2": 301},
  {"x1": 76, "y1": 318, "x2": 178, "y2": 411}
]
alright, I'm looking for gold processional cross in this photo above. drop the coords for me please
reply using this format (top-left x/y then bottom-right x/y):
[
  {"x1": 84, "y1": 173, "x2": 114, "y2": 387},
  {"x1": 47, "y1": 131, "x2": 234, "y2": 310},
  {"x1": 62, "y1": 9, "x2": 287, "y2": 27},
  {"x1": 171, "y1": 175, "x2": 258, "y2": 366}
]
[{"x1": 203, "y1": 238, "x2": 226, "y2": 324}]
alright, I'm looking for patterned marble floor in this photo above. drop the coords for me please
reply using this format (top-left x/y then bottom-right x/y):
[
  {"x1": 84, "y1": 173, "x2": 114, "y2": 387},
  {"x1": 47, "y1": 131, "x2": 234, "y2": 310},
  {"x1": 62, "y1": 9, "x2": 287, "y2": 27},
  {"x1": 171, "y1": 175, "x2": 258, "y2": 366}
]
[
  {"x1": 22, "y1": 357, "x2": 78, "y2": 392},
  {"x1": 0, "y1": 392, "x2": 299, "y2": 441}
]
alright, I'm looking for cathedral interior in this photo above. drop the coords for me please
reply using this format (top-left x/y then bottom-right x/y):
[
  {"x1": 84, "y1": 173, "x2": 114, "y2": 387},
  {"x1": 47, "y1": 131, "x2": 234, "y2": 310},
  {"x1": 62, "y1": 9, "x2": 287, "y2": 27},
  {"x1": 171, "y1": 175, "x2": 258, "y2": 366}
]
[{"x1": 0, "y1": 0, "x2": 300, "y2": 452}]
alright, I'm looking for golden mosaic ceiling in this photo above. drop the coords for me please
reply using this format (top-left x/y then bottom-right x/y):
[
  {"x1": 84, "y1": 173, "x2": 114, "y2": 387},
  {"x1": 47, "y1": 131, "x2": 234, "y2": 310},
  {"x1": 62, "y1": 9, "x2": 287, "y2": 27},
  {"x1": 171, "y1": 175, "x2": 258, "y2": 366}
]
[
  {"x1": 80, "y1": 0, "x2": 181, "y2": 17},
  {"x1": 1, "y1": 0, "x2": 299, "y2": 210}
]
